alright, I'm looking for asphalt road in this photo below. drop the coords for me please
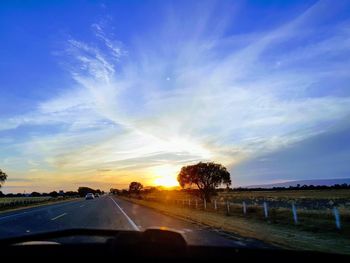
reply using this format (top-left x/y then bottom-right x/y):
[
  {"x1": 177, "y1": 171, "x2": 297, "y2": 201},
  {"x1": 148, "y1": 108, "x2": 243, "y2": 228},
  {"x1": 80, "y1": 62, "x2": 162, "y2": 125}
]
[{"x1": 0, "y1": 196, "x2": 269, "y2": 248}]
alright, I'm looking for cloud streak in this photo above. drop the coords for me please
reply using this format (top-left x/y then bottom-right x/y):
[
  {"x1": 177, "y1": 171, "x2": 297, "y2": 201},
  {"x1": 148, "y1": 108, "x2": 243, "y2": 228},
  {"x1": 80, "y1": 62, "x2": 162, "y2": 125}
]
[{"x1": 1, "y1": 1, "x2": 350, "y2": 192}]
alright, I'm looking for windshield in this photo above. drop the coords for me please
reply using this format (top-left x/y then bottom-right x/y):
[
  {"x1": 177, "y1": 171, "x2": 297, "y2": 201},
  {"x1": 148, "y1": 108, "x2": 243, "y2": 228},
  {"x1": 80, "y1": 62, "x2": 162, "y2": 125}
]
[{"x1": 0, "y1": 0, "x2": 349, "y2": 255}]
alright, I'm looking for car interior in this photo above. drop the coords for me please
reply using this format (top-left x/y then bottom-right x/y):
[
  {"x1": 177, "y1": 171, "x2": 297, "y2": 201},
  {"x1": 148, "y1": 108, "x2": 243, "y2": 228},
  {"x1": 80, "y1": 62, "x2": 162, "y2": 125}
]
[{"x1": 1, "y1": 228, "x2": 347, "y2": 261}]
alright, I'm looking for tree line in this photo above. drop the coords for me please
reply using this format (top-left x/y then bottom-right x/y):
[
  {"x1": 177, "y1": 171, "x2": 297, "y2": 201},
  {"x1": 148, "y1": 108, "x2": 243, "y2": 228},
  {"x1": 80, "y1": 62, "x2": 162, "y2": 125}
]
[
  {"x1": 0, "y1": 187, "x2": 104, "y2": 198},
  {"x1": 111, "y1": 162, "x2": 231, "y2": 202},
  {"x1": 110, "y1": 162, "x2": 350, "y2": 203},
  {"x1": 231, "y1": 183, "x2": 350, "y2": 191},
  {"x1": 110, "y1": 182, "x2": 144, "y2": 196}
]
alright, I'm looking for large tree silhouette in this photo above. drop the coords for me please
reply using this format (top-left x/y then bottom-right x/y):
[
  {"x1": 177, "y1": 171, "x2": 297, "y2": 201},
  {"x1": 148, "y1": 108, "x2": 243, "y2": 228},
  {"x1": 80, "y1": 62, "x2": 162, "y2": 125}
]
[
  {"x1": 177, "y1": 162, "x2": 231, "y2": 202},
  {"x1": 129, "y1": 182, "x2": 143, "y2": 194}
]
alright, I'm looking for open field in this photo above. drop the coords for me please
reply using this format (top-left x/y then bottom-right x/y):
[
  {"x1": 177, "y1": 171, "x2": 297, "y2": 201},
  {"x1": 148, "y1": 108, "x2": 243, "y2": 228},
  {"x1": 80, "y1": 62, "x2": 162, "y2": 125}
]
[
  {"x1": 143, "y1": 189, "x2": 350, "y2": 209},
  {"x1": 139, "y1": 189, "x2": 350, "y2": 231},
  {"x1": 116, "y1": 189, "x2": 350, "y2": 254},
  {"x1": 143, "y1": 188, "x2": 350, "y2": 201}
]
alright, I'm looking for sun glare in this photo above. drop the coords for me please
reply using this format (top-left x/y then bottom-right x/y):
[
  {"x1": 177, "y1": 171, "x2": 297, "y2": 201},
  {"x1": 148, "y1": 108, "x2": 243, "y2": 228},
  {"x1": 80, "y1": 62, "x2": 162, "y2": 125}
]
[{"x1": 152, "y1": 165, "x2": 179, "y2": 187}]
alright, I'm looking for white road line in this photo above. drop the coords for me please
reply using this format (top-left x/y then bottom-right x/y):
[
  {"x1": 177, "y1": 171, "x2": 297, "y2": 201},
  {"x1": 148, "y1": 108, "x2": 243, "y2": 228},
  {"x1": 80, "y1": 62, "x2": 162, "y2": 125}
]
[
  {"x1": 79, "y1": 205, "x2": 85, "y2": 207},
  {"x1": 0, "y1": 200, "x2": 82, "y2": 221},
  {"x1": 109, "y1": 197, "x2": 140, "y2": 231},
  {"x1": 0, "y1": 211, "x2": 29, "y2": 220},
  {"x1": 51, "y1": 213, "x2": 67, "y2": 221}
]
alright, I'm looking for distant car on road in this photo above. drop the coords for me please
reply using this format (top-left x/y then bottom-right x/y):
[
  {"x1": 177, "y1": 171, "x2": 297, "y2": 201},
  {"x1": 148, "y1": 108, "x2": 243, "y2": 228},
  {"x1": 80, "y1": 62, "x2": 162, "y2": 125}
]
[
  {"x1": 85, "y1": 193, "x2": 94, "y2": 200},
  {"x1": 94, "y1": 193, "x2": 100, "y2": 198}
]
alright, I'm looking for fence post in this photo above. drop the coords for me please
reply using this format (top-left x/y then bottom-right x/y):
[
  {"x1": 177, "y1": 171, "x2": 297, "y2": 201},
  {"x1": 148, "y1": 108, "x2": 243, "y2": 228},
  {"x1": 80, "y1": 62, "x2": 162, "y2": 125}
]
[
  {"x1": 242, "y1": 201, "x2": 247, "y2": 215},
  {"x1": 333, "y1": 207, "x2": 341, "y2": 230},
  {"x1": 182, "y1": 200, "x2": 185, "y2": 207},
  {"x1": 263, "y1": 202, "x2": 269, "y2": 218},
  {"x1": 204, "y1": 199, "x2": 207, "y2": 210},
  {"x1": 291, "y1": 202, "x2": 298, "y2": 224},
  {"x1": 188, "y1": 199, "x2": 191, "y2": 208},
  {"x1": 226, "y1": 201, "x2": 230, "y2": 215},
  {"x1": 214, "y1": 200, "x2": 217, "y2": 210},
  {"x1": 195, "y1": 200, "x2": 198, "y2": 209}
]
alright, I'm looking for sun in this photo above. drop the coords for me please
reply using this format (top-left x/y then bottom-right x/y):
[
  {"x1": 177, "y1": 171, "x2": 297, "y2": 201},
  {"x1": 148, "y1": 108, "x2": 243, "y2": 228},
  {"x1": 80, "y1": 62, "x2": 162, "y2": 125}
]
[
  {"x1": 154, "y1": 175, "x2": 178, "y2": 187},
  {"x1": 152, "y1": 165, "x2": 179, "y2": 187}
]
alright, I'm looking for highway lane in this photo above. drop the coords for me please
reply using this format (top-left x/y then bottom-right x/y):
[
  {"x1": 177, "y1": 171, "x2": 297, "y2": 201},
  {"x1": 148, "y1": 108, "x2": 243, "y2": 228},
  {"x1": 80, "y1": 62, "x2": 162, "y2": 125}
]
[{"x1": 0, "y1": 196, "x2": 269, "y2": 248}]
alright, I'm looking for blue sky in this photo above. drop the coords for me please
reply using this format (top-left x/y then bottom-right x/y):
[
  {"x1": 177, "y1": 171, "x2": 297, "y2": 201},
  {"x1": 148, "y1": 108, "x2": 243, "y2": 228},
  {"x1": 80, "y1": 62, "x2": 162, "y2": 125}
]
[{"x1": 0, "y1": 0, "x2": 350, "y2": 193}]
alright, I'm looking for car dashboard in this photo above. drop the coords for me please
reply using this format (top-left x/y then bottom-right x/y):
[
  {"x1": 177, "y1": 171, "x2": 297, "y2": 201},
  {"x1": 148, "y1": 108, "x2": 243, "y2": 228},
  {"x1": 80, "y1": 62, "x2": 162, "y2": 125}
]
[{"x1": 0, "y1": 228, "x2": 347, "y2": 262}]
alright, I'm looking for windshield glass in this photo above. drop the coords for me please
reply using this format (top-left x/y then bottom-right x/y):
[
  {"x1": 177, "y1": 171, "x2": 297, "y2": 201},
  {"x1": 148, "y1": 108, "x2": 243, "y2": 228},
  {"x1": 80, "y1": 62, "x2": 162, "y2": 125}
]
[{"x1": 0, "y1": 0, "x2": 349, "y2": 255}]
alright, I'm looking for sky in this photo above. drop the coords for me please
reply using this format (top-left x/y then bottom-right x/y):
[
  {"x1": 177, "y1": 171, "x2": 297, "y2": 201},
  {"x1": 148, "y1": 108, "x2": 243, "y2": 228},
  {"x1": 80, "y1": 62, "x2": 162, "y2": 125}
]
[{"x1": 0, "y1": 0, "x2": 350, "y2": 193}]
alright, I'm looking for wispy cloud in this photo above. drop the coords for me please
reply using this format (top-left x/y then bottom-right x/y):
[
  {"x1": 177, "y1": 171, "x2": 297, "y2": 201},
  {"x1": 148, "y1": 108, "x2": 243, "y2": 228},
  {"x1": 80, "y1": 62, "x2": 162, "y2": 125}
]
[{"x1": 1, "y1": 1, "x2": 350, "y2": 191}]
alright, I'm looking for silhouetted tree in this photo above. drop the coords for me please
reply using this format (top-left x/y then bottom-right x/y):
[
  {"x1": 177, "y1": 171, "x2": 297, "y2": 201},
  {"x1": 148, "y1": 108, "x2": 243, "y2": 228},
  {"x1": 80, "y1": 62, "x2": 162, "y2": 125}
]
[
  {"x1": 129, "y1": 182, "x2": 143, "y2": 194},
  {"x1": 0, "y1": 169, "x2": 8, "y2": 188},
  {"x1": 77, "y1": 187, "x2": 95, "y2": 197},
  {"x1": 30, "y1": 192, "x2": 41, "y2": 197},
  {"x1": 177, "y1": 162, "x2": 231, "y2": 202},
  {"x1": 49, "y1": 191, "x2": 58, "y2": 197}
]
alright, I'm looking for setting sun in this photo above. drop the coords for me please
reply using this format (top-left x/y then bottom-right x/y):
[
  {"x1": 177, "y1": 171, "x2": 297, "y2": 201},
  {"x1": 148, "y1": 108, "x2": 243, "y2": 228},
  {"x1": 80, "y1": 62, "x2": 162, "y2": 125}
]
[{"x1": 152, "y1": 165, "x2": 180, "y2": 187}]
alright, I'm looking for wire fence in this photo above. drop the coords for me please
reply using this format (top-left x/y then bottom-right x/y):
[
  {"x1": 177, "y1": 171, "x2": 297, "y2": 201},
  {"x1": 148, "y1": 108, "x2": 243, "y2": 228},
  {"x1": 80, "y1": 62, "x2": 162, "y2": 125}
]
[{"x1": 137, "y1": 195, "x2": 349, "y2": 233}]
